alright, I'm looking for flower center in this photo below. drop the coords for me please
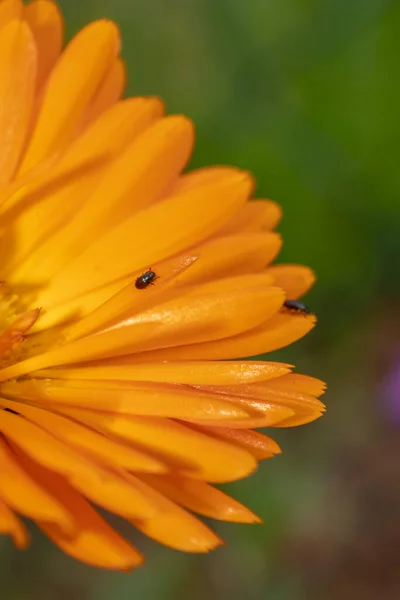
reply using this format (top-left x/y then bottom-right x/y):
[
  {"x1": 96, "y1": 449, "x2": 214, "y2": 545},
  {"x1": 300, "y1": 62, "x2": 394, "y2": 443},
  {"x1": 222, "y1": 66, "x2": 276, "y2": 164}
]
[{"x1": 0, "y1": 283, "x2": 36, "y2": 368}]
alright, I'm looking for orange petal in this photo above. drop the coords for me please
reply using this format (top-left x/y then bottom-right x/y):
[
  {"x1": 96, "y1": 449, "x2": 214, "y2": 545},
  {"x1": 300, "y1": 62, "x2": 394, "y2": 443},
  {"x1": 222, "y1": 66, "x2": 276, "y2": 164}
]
[
  {"x1": 77, "y1": 114, "x2": 194, "y2": 221},
  {"x1": 1, "y1": 405, "x2": 161, "y2": 520},
  {"x1": 185, "y1": 407, "x2": 295, "y2": 429},
  {"x1": 0, "y1": 20, "x2": 36, "y2": 185},
  {"x1": 195, "y1": 426, "x2": 281, "y2": 460},
  {"x1": 266, "y1": 264, "x2": 316, "y2": 299},
  {"x1": 56, "y1": 96, "x2": 164, "y2": 170},
  {"x1": 14, "y1": 448, "x2": 143, "y2": 570},
  {"x1": 217, "y1": 199, "x2": 282, "y2": 235},
  {"x1": 0, "y1": 286, "x2": 284, "y2": 378},
  {"x1": 62, "y1": 255, "x2": 198, "y2": 341},
  {"x1": 180, "y1": 272, "x2": 276, "y2": 297},
  {"x1": 0, "y1": 397, "x2": 167, "y2": 473},
  {"x1": 38, "y1": 169, "x2": 254, "y2": 305},
  {"x1": 51, "y1": 409, "x2": 259, "y2": 484},
  {"x1": 198, "y1": 381, "x2": 326, "y2": 412},
  {"x1": 71, "y1": 472, "x2": 160, "y2": 521},
  {"x1": 9, "y1": 97, "x2": 164, "y2": 280},
  {"x1": 36, "y1": 252, "x2": 193, "y2": 333},
  {"x1": 23, "y1": 0, "x2": 63, "y2": 91},
  {"x1": 0, "y1": 436, "x2": 74, "y2": 527},
  {"x1": 172, "y1": 166, "x2": 242, "y2": 193},
  {"x1": 34, "y1": 273, "x2": 137, "y2": 332},
  {"x1": 19, "y1": 19, "x2": 121, "y2": 173},
  {"x1": 2, "y1": 379, "x2": 252, "y2": 421},
  {"x1": 0, "y1": 145, "x2": 105, "y2": 219},
  {"x1": 82, "y1": 57, "x2": 126, "y2": 127},
  {"x1": 9, "y1": 95, "x2": 163, "y2": 214},
  {"x1": 188, "y1": 381, "x2": 325, "y2": 428},
  {"x1": 127, "y1": 474, "x2": 223, "y2": 552},
  {"x1": 194, "y1": 415, "x2": 296, "y2": 430},
  {"x1": 0, "y1": 497, "x2": 29, "y2": 549},
  {"x1": 141, "y1": 474, "x2": 261, "y2": 523},
  {"x1": 0, "y1": 406, "x2": 124, "y2": 481},
  {"x1": 131, "y1": 514, "x2": 222, "y2": 553},
  {"x1": 263, "y1": 372, "x2": 327, "y2": 397},
  {"x1": 175, "y1": 232, "x2": 282, "y2": 285},
  {"x1": 30, "y1": 116, "x2": 194, "y2": 284},
  {"x1": 3, "y1": 159, "x2": 109, "y2": 280},
  {"x1": 131, "y1": 311, "x2": 316, "y2": 362},
  {"x1": 42, "y1": 508, "x2": 143, "y2": 569},
  {"x1": 0, "y1": 0, "x2": 22, "y2": 29},
  {"x1": 272, "y1": 411, "x2": 325, "y2": 427},
  {"x1": 35, "y1": 360, "x2": 291, "y2": 386}
]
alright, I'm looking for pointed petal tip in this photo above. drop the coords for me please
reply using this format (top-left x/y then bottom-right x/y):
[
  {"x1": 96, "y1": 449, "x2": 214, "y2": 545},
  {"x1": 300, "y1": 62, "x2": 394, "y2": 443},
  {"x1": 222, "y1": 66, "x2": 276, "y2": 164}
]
[
  {"x1": 212, "y1": 536, "x2": 226, "y2": 550},
  {"x1": 234, "y1": 509, "x2": 263, "y2": 524}
]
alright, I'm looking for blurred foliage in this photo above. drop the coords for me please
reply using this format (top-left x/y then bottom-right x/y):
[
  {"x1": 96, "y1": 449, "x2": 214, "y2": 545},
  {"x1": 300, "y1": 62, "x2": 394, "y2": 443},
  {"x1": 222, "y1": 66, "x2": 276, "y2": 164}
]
[{"x1": 2, "y1": 1, "x2": 400, "y2": 598}]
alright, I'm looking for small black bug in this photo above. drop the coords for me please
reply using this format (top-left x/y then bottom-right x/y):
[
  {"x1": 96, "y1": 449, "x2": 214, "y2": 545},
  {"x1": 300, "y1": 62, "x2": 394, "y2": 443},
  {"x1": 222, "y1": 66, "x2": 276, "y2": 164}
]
[
  {"x1": 283, "y1": 299, "x2": 311, "y2": 314},
  {"x1": 135, "y1": 269, "x2": 158, "y2": 290},
  {"x1": 3, "y1": 407, "x2": 19, "y2": 415}
]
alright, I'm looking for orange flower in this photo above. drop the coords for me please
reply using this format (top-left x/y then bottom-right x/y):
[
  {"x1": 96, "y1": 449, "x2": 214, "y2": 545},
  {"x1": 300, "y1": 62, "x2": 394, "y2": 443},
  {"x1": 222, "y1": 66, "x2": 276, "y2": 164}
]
[{"x1": 0, "y1": 0, "x2": 326, "y2": 570}]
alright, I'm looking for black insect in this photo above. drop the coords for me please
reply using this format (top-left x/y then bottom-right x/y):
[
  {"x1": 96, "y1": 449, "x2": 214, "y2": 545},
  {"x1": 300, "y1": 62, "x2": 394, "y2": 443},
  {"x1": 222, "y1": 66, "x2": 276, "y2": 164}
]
[
  {"x1": 135, "y1": 269, "x2": 158, "y2": 290},
  {"x1": 3, "y1": 408, "x2": 19, "y2": 415},
  {"x1": 283, "y1": 299, "x2": 311, "y2": 314}
]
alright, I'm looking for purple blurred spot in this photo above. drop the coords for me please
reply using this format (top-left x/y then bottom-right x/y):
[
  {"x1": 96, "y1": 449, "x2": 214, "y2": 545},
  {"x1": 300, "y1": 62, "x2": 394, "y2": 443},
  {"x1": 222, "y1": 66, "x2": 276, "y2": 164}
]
[{"x1": 381, "y1": 352, "x2": 400, "y2": 423}]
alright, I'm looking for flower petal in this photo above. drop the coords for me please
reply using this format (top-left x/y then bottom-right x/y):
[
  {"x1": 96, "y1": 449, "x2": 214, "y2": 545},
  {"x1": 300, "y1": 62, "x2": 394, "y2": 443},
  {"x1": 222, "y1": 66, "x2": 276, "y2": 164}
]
[
  {"x1": 273, "y1": 411, "x2": 325, "y2": 427},
  {"x1": 28, "y1": 116, "x2": 194, "y2": 285},
  {"x1": 186, "y1": 408, "x2": 295, "y2": 429},
  {"x1": 82, "y1": 57, "x2": 126, "y2": 126},
  {"x1": 66, "y1": 115, "x2": 194, "y2": 238},
  {"x1": 0, "y1": 406, "x2": 125, "y2": 481},
  {"x1": 24, "y1": 0, "x2": 63, "y2": 91},
  {"x1": 198, "y1": 381, "x2": 326, "y2": 412},
  {"x1": 7, "y1": 97, "x2": 164, "y2": 281},
  {"x1": 13, "y1": 448, "x2": 143, "y2": 569},
  {"x1": 38, "y1": 169, "x2": 254, "y2": 305},
  {"x1": 0, "y1": 20, "x2": 36, "y2": 185},
  {"x1": 172, "y1": 166, "x2": 241, "y2": 193},
  {"x1": 19, "y1": 19, "x2": 121, "y2": 173},
  {"x1": 217, "y1": 199, "x2": 282, "y2": 235},
  {"x1": 61, "y1": 255, "x2": 198, "y2": 341},
  {"x1": 69, "y1": 469, "x2": 160, "y2": 521},
  {"x1": 127, "y1": 474, "x2": 223, "y2": 552},
  {"x1": 194, "y1": 426, "x2": 281, "y2": 460},
  {"x1": 49, "y1": 409, "x2": 259, "y2": 483},
  {"x1": 266, "y1": 373, "x2": 327, "y2": 397},
  {"x1": 0, "y1": 397, "x2": 168, "y2": 473},
  {"x1": 0, "y1": 436, "x2": 74, "y2": 527},
  {"x1": 0, "y1": 0, "x2": 22, "y2": 29},
  {"x1": 2, "y1": 379, "x2": 252, "y2": 422},
  {"x1": 179, "y1": 272, "x2": 276, "y2": 297},
  {"x1": 35, "y1": 360, "x2": 291, "y2": 386},
  {"x1": 0, "y1": 286, "x2": 284, "y2": 378},
  {"x1": 266, "y1": 264, "x2": 316, "y2": 299},
  {"x1": 187, "y1": 380, "x2": 325, "y2": 428},
  {"x1": 0, "y1": 497, "x2": 29, "y2": 549},
  {"x1": 130, "y1": 311, "x2": 316, "y2": 362},
  {"x1": 175, "y1": 232, "x2": 282, "y2": 284},
  {"x1": 1, "y1": 405, "x2": 163, "y2": 520},
  {"x1": 141, "y1": 474, "x2": 261, "y2": 523}
]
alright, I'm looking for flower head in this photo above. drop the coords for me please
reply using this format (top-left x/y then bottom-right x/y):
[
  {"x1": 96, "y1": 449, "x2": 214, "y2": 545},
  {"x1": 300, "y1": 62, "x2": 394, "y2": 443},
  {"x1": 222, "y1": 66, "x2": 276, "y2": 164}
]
[{"x1": 0, "y1": 0, "x2": 326, "y2": 570}]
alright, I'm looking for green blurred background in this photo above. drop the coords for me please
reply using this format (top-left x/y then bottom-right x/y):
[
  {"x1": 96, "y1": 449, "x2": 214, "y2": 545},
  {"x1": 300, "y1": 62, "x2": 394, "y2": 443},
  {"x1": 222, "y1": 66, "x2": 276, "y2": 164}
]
[{"x1": 2, "y1": 0, "x2": 400, "y2": 598}]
